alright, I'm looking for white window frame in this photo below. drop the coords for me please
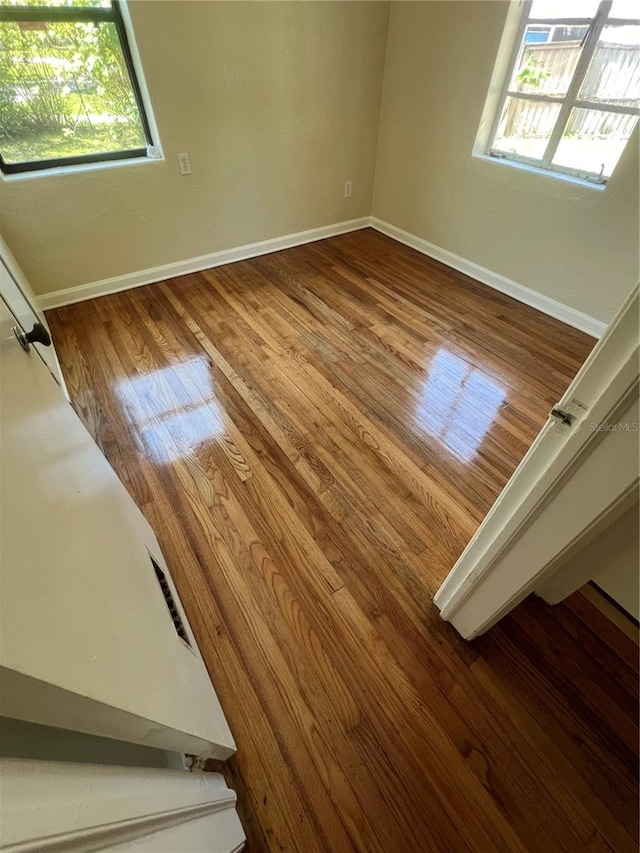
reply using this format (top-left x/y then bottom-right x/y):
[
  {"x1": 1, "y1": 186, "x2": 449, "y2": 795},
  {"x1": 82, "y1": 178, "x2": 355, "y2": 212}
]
[{"x1": 482, "y1": 0, "x2": 640, "y2": 186}]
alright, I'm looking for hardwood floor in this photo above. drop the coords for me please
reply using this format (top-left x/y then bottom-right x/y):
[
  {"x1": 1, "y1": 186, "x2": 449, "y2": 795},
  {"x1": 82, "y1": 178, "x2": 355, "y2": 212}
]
[{"x1": 47, "y1": 229, "x2": 638, "y2": 852}]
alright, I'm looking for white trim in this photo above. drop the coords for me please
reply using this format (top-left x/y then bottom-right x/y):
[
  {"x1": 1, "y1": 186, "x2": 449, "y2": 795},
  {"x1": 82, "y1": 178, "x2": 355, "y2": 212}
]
[
  {"x1": 1, "y1": 154, "x2": 163, "y2": 183},
  {"x1": 0, "y1": 235, "x2": 69, "y2": 394},
  {"x1": 39, "y1": 213, "x2": 607, "y2": 340},
  {"x1": 0, "y1": 758, "x2": 245, "y2": 852},
  {"x1": 473, "y1": 152, "x2": 607, "y2": 191},
  {"x1": 474, "y1": 0, "x2": 530, "y2": 158},
  {"x1": 434, "y1": 285, "x2": 639, "y2": 638},
  {"x1": 119, "y1": 0, "x2": 164, "y2": 162},
  {"x1": 369, "y1": 217, "x2": 606, "y2": 338},
  {"x1": 38, "y1": 217, "x2": 371, "y2": 310}
]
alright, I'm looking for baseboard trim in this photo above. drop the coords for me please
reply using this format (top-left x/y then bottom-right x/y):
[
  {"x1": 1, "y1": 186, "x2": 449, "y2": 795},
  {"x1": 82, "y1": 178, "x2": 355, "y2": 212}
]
[
  {"x1": 39, "y1": 217, "x2": 370, "y2": 310},
  {"x1": 369, "y1": 217, "x2": 606, "y2": 339},
  {"x1": 40, "y1": 213, "x2": 608, "y2": 339}
]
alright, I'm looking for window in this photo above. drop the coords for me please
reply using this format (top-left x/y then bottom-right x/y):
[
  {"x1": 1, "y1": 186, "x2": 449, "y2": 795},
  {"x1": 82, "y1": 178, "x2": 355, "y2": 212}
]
[
  {"x1": 0, "y1": 0, "x2": 157, "y2": 174},
  {"x1": 486, "y1": 0, "x2": 639, "y2": 184}
]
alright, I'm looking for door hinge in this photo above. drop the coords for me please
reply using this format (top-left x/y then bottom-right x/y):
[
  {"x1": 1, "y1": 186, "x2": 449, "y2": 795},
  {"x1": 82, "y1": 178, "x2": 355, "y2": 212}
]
[{"x1": 550, "y1": 407, "x2": 575, "y2": 426}]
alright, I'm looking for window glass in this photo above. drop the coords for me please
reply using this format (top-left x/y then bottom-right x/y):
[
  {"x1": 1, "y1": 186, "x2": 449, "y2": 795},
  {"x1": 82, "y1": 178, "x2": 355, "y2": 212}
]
[
  {"x1": 486, "y1": 0, "x2": 640, "y2": 183},
  {"x1": 511, "y1": 26, "x2": 584, "y2": 97},
  {"x1": 530, "y1": 0, "x2": 599, "y2": 19},
  {"x1": 0, "y1": 0, "x2": 153, "y2": 172},
  {"x1": 494, "y1": 97, "x2": 561, "y2": 161},
  {"x1": 0, "y1": 19, "x2": 146, "y2": 165},
  {"x1": 609, "y1": 0, "x2": 640, "y2": 19},
  {"x1": 552, "y1": 108, "x2": 638, "y2": 177},
  {"x1": 578, "y1": 23, "x2": 640, "y2": 107},
  {"x1": 0, "y1": 0, "x2": 109, "y2": 6}
]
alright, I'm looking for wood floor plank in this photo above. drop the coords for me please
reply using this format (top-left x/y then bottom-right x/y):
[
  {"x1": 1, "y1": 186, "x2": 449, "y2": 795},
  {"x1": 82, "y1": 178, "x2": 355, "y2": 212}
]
[{"x1": 47, "y1": 229, "x2": 636, "y2": 853}]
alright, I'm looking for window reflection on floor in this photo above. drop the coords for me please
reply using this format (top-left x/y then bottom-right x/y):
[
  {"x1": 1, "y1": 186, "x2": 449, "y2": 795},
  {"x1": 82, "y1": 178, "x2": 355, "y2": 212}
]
[
  {"x1": 116, "y1": 355, "x2": 225, "y2": 464},
  {"x1": 416, "y1": 349, "x2": 506, "y2": 462}
]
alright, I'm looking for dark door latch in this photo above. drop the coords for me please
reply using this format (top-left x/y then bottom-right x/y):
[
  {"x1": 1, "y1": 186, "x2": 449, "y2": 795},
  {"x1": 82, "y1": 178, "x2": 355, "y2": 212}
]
[
  {"x1": 12, "y1": 321, "x2": 52, "y2": 352},
  {"x1": 550, "y1": 407, "x2": 575, "y2": 426}
]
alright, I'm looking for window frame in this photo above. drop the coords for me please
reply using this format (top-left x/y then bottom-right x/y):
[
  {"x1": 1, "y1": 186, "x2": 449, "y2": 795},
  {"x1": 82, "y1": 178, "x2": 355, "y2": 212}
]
[
  {"x1": 0, "y1": 0, "x2": 155, "y2": 174},
  {"x1": 486, "y1": 0, "x2": 640, "y2": 185}
]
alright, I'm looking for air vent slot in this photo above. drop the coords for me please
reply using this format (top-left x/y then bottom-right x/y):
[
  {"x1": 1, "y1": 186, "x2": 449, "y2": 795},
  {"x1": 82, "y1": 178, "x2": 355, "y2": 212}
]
[{"x1": 151, "y1": 556, "x2": 192, "y2": 649}]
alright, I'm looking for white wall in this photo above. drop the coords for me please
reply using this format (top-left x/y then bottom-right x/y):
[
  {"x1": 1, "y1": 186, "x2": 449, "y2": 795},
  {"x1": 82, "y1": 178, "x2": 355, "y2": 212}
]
[
  {"x1": 0, "y1": 1, "x2": 389, "y2": 295},
  {"x1": 588, "y1": 504, "x2": 639, "y2": 620},
  {"x1": 373, "y1": 1, "x2": 640, "y2": 325},
  {"x1": 0, "y1": 717, "x2": 183, "y2": 769}
]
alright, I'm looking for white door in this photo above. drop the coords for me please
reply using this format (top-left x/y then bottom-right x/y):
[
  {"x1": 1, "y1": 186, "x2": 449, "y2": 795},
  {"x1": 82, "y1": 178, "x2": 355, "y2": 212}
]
[
  {"x1": 435, "y1": 285, "x2": 639, "y2": 638},
  {"x1": 0, "y1": 234, "x2": 64, "y2": 388},
  {"x1": 0, "y1": 296, "x2": 236, "y2": 759}
]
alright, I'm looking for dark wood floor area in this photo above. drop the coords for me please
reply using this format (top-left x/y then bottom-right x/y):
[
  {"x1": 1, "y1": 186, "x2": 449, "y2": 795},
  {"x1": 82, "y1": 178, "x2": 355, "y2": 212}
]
[{"x1": 48, "y1": 229, "x2": 638, "y2": 852}]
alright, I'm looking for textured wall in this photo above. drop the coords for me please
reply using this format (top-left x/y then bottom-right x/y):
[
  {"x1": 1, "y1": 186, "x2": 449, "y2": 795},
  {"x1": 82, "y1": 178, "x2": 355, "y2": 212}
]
[
  {"x1": 0, "y1": 1, "x2": 389, "y2": 295},
  {"x1": 1, "y1": 0, "x2": 637, "y2": 326},
  {"x1": 588, "y1": 505, "x2": 639, "y2": 620},
  {"x1": 373, "y1": 1, "x2": 639, "y2": 325}
]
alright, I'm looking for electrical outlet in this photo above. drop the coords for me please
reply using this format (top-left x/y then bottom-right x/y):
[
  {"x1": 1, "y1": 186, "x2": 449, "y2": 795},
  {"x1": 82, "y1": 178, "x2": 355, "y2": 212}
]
[
  {"x1": 344, "y1": 180, "x2": 353, "y2": 198},
  {"x1": 177, "y1": 153, "x2": 191, "y2": 175}
]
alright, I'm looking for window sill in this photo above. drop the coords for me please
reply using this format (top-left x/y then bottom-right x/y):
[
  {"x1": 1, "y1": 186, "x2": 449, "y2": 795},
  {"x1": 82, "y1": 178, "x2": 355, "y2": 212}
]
[
  {"x1": 472, "y1": 152, "x2": 607, "y2": 192},
  {"x1": 1, "y1": 153, "x2": 164, "y2": 182}
]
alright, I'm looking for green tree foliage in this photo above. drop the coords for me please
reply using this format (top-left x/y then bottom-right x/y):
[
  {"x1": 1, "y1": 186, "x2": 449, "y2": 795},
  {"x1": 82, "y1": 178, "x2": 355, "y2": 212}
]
[
  {"x1": 0, "y1": 1, "x2": 145, "y2": 162},
  {"x1": 516, "y1": 58, "x2": 550, "y2": 90}
]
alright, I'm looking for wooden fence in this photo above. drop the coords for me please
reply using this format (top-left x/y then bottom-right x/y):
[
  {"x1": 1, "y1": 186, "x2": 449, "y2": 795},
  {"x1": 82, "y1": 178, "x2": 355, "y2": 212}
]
[{"x1": 502, "y1": 41, "x2": 639, "y2": 139}]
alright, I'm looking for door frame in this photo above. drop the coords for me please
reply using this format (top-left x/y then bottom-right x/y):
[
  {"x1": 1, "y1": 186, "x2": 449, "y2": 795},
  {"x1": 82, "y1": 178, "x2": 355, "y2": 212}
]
[
  {"x1": 0, "y1": 233, "x2": 67, "y2": 392},
  {"x1": 434, "y1": 285, "x2": 639, "y2": 639}
]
